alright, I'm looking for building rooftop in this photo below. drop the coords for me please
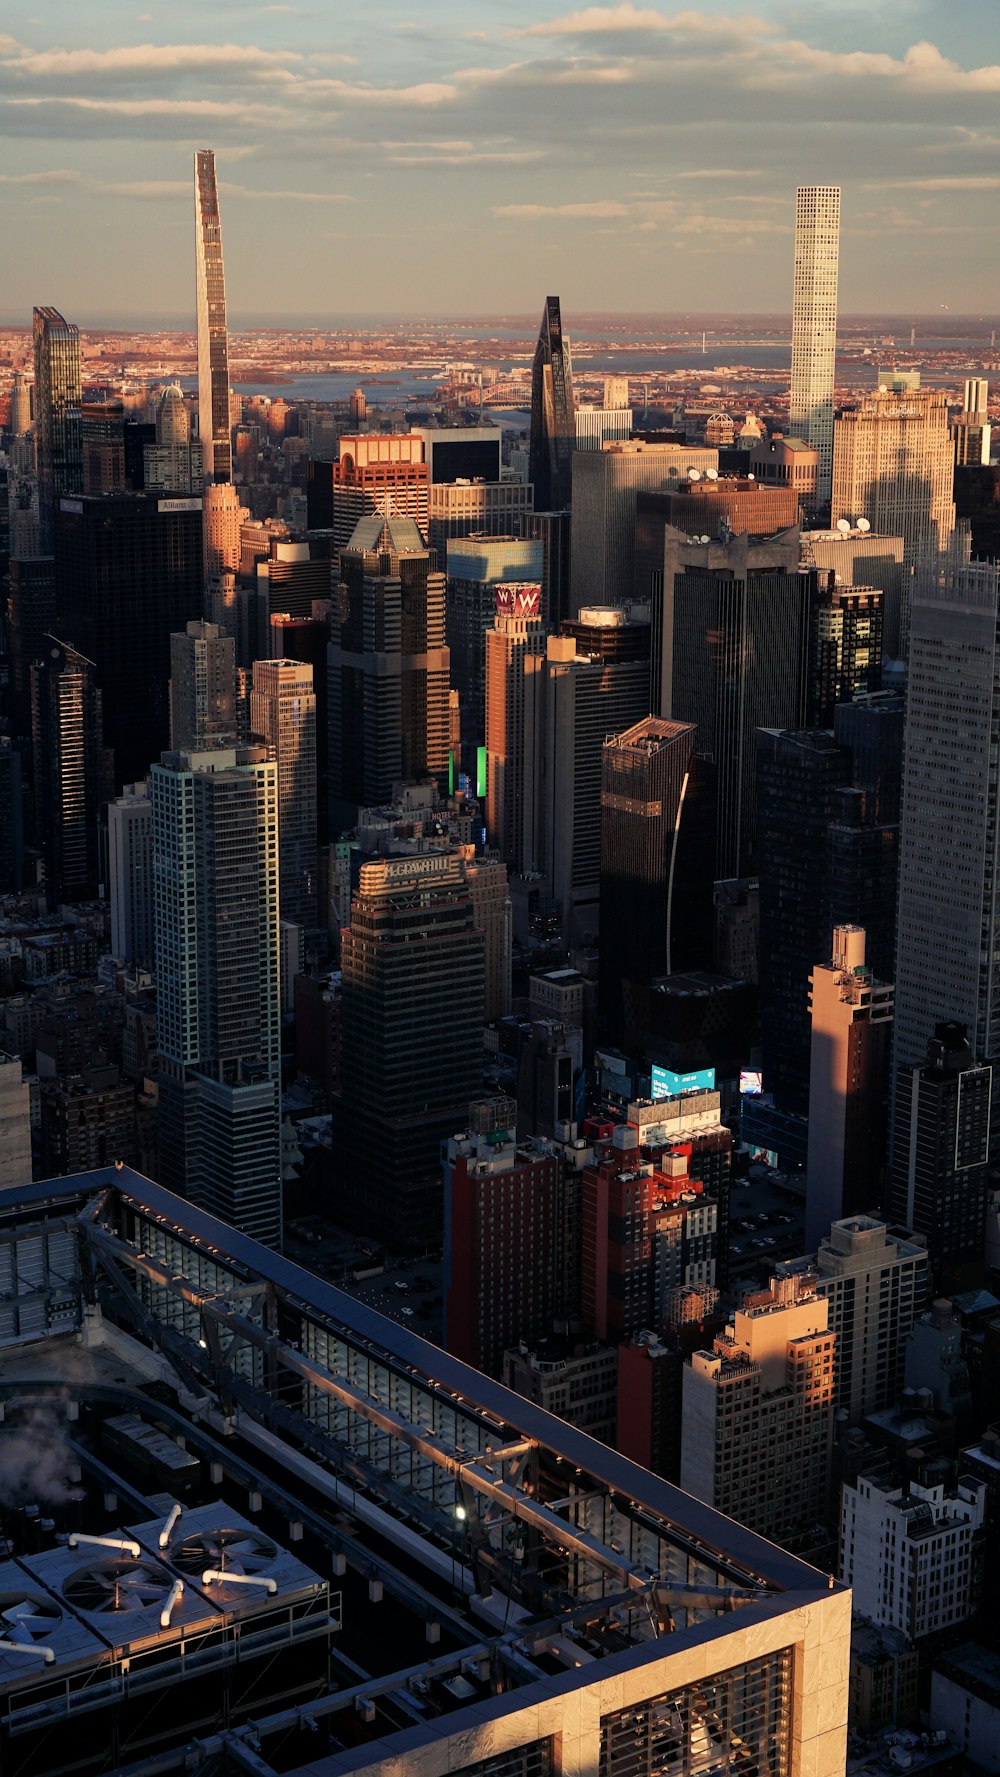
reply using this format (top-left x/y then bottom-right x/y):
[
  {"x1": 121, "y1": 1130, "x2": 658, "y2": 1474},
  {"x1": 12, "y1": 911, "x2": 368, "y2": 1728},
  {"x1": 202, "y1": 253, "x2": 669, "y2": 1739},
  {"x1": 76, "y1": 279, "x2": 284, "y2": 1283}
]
[{"x1": 0, "y1": 1168, "x2": 847, "y2": 1777}]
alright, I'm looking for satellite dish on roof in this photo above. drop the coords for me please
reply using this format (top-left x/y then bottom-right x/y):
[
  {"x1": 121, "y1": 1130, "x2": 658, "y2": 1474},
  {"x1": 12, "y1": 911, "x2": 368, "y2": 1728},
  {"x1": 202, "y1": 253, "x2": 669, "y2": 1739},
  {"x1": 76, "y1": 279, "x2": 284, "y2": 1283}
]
[
  {"x1": 688, "y1": 468, "x2": 702, "y2": 482},
  {"x1": 705, "y1": 467, "x2": 719, "y2": 481},
  {"x1": 836, "y1": 518, "x2": 852, "y2": 533},
  {"x1": 856, "y1": 517, "x2": 871, "y2": 533},
  {"x1": 747, "y1": 473, "x2": 755, "y2": 481},
  {"x1": 700, "y1": 535, "x2": 710, "y2": 544}
]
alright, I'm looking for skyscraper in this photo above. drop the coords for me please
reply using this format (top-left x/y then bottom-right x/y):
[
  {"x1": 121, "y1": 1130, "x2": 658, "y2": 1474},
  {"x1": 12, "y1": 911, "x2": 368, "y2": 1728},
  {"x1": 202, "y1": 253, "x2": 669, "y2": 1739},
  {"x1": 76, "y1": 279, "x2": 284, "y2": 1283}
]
[
  {"x1": 107, "y1": 781, "x2": 154, "y2": 969},
  {"x1": 54, "y1": 493, "x2": 204, "y2": 787},
  {"x1": 153, "y1": 745, "x2": 281, "y2": 1247},
  {"x1": 250, "y1": 657, "x2": 317, "y2": 927},
  {"x1": 445, "y1": 532, "x2": 544, "y2": 779},
  {"x1": 33, "y1": 305, "x2": 82, "y2": 550},
  {"x1": 893, "y1": 559, "x2": 1000, "y2": 1092},
  {"x1": 598, "y1": 717, "x2": 714, "y2": 1045},
  {"x1": 891, "y1": 1023, "x2": 991, "y2": 1283},
  {"x1": 330, "y1": 511, "x2": 450, "y2": 828},
  {"x1": 30, "y1": 636, "x2": 106, "y2": 906},
  {"x1": 194, "y1": 148, "x2": 232, "y2": 484},
  {"x1": 307, "y1": 435, "x2": 429, "y2": 544},
  {"x1": 338, "y1": 852, "x2": 485, "y2": 1241},
  {"x1": 804, "y1": 926, "x2": 893, "y2": 1251},
  {"x1": 574, "y1": 440, "x2": 718, "y2": 612},
  {"x1": 660, "y1": 527, "x2": 809, "y2": 878},
  {"x1": 528, "y1": 295, "x2": 576, "y2": 512},
  {"x1": 831, "y1": 389, "x2": 956, "y2": 652},
  {"x1": 542, "y1": 606, "x2": 652, "y2": 944},
  {"x1": 484, "y1": 589, "x2": 547, "y2": 873},
  {"x1": 169, "y1": 619, "x2": 237, "y2": 752},
  {"x1": 789, "y1": 185, "x2": 840, "y2": 504}
]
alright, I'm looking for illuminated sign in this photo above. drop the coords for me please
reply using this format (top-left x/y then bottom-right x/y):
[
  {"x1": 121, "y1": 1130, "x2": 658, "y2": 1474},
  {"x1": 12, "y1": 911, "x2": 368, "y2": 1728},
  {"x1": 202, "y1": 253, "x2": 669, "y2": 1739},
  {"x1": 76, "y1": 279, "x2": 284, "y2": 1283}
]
[
  {"x1": 495, "y1": 582, "x2": 541, "y2": 618},
  {"x1": 157, "y1": 497, "x2": 203, "y2": 514},
  {"x1": 59, "y1": 499, "x2": 84, "y2": 514},
  {"x1": 476, "y1": 745, "x2": 487, "y2": 801},
  {"x1": 740, "y1": 1069, "x2": 763, "y2": 1096},
  {"x1": 651, "y1": 1065, "x2": 715, "y2": 1101}
]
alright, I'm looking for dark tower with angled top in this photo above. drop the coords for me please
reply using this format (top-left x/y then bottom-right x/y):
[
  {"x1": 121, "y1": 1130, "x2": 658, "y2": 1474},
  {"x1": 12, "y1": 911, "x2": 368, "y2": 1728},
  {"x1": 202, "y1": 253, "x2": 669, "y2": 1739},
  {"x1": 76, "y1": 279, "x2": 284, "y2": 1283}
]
[{"x1": 529, "y1": 296, "x2": 576, "y2": 513}]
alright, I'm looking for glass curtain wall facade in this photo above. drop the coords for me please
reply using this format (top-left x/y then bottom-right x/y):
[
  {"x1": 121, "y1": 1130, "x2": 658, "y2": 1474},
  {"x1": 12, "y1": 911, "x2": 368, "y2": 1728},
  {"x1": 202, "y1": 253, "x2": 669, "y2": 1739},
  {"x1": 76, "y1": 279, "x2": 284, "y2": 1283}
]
[{"x1": 194, "y1": 149, "x2": 232, "y2": 484}]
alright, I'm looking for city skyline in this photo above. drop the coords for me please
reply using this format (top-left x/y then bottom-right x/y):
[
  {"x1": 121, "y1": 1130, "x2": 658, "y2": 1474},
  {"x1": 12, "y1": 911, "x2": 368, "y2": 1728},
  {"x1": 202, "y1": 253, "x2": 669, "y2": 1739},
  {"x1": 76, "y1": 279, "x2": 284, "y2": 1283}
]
[{"x1": 1, "y1": 2, "x2": 999, "y2": 318}]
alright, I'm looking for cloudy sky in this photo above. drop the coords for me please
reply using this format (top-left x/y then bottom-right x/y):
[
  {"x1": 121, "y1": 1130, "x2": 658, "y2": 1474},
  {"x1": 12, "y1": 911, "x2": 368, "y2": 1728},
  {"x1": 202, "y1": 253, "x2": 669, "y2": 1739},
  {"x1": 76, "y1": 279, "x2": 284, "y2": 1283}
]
[{"x1": 1, "y1": 0, "x2": 998, "y2": 323}]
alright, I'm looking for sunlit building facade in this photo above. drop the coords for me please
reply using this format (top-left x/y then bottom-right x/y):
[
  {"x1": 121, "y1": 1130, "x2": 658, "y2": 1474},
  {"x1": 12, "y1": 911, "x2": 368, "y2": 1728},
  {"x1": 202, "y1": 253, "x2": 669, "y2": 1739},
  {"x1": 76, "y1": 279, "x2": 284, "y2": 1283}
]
[
  {"x1": 194, "y1": 148, "x2": 232, "y2": 484},
  {"x1": 789, "y1": 185, "x2": 840, "y2": 504}
]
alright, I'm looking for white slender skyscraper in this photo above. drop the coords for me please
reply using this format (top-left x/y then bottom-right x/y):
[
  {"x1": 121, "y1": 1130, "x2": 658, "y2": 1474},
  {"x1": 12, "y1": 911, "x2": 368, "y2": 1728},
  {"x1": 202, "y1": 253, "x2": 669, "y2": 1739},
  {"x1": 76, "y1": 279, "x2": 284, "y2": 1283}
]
[
  {"x1": 194, "y1": 148, "x2": 232, "y2": 485},
  {"x1": 789, "y1": 185, "x2": 840, "y2": 505}
]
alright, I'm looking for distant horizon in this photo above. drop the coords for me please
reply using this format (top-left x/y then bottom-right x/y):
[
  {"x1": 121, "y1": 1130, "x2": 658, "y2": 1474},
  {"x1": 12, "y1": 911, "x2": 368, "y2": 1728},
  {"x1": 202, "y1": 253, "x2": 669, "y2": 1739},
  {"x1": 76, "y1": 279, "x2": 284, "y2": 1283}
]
[{"x1": 2, "y1": 310, "x2": 998, "y2": 334}]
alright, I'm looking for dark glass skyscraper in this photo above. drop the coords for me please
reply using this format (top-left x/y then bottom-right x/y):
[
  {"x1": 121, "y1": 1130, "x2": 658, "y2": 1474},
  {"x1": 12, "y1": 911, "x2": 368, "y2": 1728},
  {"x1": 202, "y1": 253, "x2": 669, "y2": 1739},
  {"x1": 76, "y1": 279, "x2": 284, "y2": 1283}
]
[
  {"x1": 338, "y1": 852, "x2": 485, "y2": 1242},
  {"x1": 55, "y1": 493, "x2": 204, "y2": 786},
  {"x1": 30, "y1": 635, "x2": 106, "y2": 906},
  {"x1": 33, "y1": 306, "x2": 82, "y2": 551},
  {"x1": 891, "y1": 1023, "x2": 991, "y2": 1284},
  {"x1": 529, "y1": 296, "x2": 576, "y2": 513},
  {"x1": 598, "y1": 717, "x2": 714, "y2": 1045},
  {"x1": 194, "y1": 148, "x2": 231, "y2": 484}
]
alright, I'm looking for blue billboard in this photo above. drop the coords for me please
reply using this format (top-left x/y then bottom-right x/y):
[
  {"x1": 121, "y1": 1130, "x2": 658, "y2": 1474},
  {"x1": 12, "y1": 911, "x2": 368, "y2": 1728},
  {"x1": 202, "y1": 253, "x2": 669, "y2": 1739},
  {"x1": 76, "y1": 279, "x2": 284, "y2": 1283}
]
[{"x1": 651, "y1": 1065, "x2": 716, "y2": 1101}]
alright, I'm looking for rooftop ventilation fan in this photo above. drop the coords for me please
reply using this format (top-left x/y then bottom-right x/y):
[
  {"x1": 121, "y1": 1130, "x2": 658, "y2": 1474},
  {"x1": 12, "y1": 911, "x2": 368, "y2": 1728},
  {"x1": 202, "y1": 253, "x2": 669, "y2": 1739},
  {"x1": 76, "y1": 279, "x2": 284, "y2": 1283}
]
[
  {"x1": 171, "y1": 1528, "x2": 277, "y2": 1579},
  {"x1": 63, "y1": 1561, "x2": 171, "y2": 1615},
  {"x1": 0, "y1": 1592, "x2": 62, "y2": 1644}
]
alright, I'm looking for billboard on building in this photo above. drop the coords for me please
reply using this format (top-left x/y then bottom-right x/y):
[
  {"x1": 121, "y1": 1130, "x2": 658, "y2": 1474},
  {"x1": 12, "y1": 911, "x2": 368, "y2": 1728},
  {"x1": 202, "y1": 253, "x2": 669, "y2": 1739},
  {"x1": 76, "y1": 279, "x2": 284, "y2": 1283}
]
[
  {"x1": 495, "y1": 582, "x2": 541, "y2": 618},
  {"x1": 651, "y1": 1065, "x2": 716, "y2": 1101}
]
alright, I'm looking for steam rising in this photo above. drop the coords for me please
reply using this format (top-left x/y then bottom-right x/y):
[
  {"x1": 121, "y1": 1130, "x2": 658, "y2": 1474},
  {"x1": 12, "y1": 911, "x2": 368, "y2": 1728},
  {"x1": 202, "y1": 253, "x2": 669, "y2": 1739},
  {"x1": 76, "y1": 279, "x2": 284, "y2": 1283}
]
[{"x1": 0, "y1": 1407, "x2": 85, "y2": 1506}]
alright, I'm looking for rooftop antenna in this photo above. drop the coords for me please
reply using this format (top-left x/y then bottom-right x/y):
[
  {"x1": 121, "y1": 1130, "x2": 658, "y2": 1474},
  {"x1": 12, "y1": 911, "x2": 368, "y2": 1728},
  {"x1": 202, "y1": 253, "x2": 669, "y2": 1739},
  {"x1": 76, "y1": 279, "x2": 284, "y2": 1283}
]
[{"x1": 702, "y1": 331, "x2": 707, "y2": 356}]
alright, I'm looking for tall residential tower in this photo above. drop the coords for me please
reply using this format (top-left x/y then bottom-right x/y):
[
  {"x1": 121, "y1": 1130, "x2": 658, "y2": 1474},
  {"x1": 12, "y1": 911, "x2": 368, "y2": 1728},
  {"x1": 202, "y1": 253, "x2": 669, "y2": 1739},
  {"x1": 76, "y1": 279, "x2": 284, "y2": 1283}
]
[
  {"x1": 33, "y1": 305, "x2": 82, "y2": 550},
  {"x1": 194, "y1": 149, "x2": 232, "y2": 484},
  {"x1": 789, "y1": 186, "x2": 840, "y2": 505}
]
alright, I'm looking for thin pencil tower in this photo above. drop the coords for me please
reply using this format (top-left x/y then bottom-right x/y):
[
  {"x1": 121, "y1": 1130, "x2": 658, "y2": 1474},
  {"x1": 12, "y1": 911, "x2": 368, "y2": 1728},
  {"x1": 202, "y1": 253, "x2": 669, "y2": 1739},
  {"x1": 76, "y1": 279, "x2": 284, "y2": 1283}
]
[
  {"x1": 194, "y1": 149, "x2": 232, "y2": 485},
  {"x1": 789, "y1": 185, "x2": 840, "y2": 504}
]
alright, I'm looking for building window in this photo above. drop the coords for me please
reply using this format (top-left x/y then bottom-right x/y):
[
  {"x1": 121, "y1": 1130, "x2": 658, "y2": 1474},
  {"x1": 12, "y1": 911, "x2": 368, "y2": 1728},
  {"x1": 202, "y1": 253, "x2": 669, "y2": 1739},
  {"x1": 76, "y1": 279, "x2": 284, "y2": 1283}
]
[{"x1": 600, "y1": 1648, "x2": 792, "y2": 1777}]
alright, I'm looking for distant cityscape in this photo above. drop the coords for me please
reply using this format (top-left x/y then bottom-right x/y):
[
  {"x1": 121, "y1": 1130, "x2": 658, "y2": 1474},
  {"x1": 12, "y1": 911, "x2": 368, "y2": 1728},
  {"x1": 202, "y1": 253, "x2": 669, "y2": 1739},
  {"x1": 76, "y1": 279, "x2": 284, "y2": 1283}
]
[{"x1": 1, "y1": 151, "x2": 999, "y2": 1777}]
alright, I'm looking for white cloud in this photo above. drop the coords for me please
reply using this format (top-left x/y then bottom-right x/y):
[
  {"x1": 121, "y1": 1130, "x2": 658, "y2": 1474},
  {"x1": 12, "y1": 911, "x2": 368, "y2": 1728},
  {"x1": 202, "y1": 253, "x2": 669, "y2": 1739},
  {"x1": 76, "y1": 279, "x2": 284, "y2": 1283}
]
[
  {"x1": 1, "y1": 40, "x2": 301, "y2": 77},
  {"x1": 494, "y1": 200, "x2": 630, "y2": 218}
]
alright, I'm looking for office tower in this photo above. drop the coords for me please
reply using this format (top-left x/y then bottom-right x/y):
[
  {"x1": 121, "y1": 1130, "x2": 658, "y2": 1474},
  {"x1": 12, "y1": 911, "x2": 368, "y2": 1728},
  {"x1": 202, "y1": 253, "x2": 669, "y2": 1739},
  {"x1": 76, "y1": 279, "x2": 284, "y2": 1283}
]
[
  {"x1": 618, "y1": 1090, "x2": 734, "y2": 1284},
  {"x1": 782, "y1": 1217, "x2": 927, "y2": 1421},
  {"x1": 203, "y1": 480, "x2": 247, "y2": 579},
  {"x1": 444, "y1": 1104, "x2": 578, "y2": 1375},
  {"x1": 952, "y1": 377, "x2": 992, "y2": 468},
  {"x1": 1, "y1": 1167, "x2": 853, "y2": 1777},
  {"x1": 574, "y1": 404, "x2": 632, "y2": 450},
  {"x1": 144, "y1": 383, "x2": 203, "y2": 493},
  {"x1": 54, "y1": 493, "x2": 203, "y2": 787},
  {"x1": 194, "y1": 148, "x2": 232, "y2": 484},
  {"x1": 572, "y1": 440, "x2": 719, "y2": 611},
  {"x1": 807, "y1": 577, "x2": 883, "y2": 727},
  {"x1": 108, "y1": 782, "x2": 154, "y2": 968},
  {"x1": 891, "y1": 1023, "x2": 991, "y2": 1282},
  {"x1": 446, "y1": 533, "x2": 544, "y2": 779},
  {"x1": 81, "y1": 400, "x2": 126, "y2": 495},
  {"x1": 6, "y1": 556, "x2": 56, "y2": 740},
  {"x1": 789, "y1": 185, "x2": 840, "y2": 504},
  {"x1": 660, "y1": 528, "x2": 809, "y2": 878},
  {"x1": 638, "y1": 477, "x2": 798, "y2": 574},
  {"x1": 0, "y1": 739, "x2": 24, "y2": 894},
  {"x1": 307, "y1": 435, "x2": 429, "y2": 544},
  {"x1": 427, "y1": 479, "x2": 533, "y2": 559},
  {"x1": 604, "y1": 373, "x2": 629, "y2": 409},
  {"x1": 529, "y1": 295, "x2": 576, "y2": 513},
  {"x1": 270, "y1": 608, "x2": 331, "y2": 844},
  {"x1": 582, "y1": 1142, "x2": 718, "y2": 1343},
  {"x1": 598, "y1": 718, "x2": 715, "y2": 1045},
  {"x1": 153, "y1": 745, "x2": 282, "y2": 1247},
  {"x1": 484, "y1": 591, "x2": 547, "y2": 872},
  {"x1": 0, "y1": 1051, "x2": 31, "y2": 1188},
  {"x1": 33, "y1": 305, "x2": 82, "y2": 551},
  {"x1": 338, "y1": 852, "x2": 484, "y2": 1241},
  {"x1": 543, "y1": 606, "x2": 652, "y2": 944},
  {"x1": 255, "y1": 541, "x2": 332, "y2": 625},
  {"x1": 831, "y1": 388, "x2": 956, "y2": 651},
  {"x1": 410, "y1": 424, "x2": 502, "y2": 484},
  {"x1": 461, "y1": 849, "x2": 512, "y2": 1021},
  {"x1": 757, "y1": 699, "x2": 903, "y2": 1109},
  {"x1": 30, "y1": 637, "x2": 106, "y2": 906},
  {"x1": 518, "y1": 507, "x2": 572, "y2": 627},
  {"x1": 894, "y1": 559, "x2": 1000, "y2": 1092},
  {"x1": 250, "y1": 658, "x2": 317, "y2": 927},
  {"x1": 681, "y1": 1273, "x2": 836, "y2": 1547},
  {"x1": 804, "y1": 927, "x2": 894, "y2": 1250},
  {"x1": 749, "y1": 433, "x2": 820, "y2": 506},
  {"x1": 330, "y1": 511, "x2": 449, "y2": 828},
  {"x1": 9, "y1": 368, "x2": 31, "y2": 437},
  {"x1": 841, "y1": 1472, "x2": 985, "y2": 1640},
  {"x1": 169, "y1": 619, "x2": 237, "y2": 753}
]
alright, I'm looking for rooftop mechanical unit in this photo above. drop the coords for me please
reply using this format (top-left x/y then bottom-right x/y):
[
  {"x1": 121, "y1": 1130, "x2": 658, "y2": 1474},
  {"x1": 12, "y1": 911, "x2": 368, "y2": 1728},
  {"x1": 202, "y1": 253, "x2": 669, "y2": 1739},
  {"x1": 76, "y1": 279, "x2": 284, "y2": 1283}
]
[{"x1": 2, "y1": 1503, "x2": 338, "y2": 1776}]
